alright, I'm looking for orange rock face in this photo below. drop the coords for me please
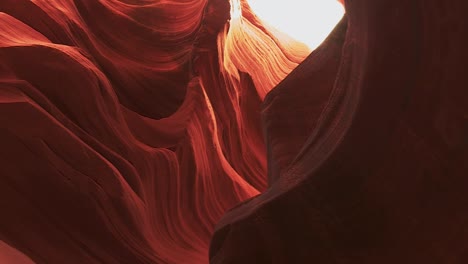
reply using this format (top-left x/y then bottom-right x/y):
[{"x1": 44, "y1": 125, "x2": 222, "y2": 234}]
[{"x1": 0, "y1": 0, "x2": 467, "y2": 263}]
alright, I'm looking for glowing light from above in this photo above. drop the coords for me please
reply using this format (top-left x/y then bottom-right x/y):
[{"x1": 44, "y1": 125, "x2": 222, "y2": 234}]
[
  {"x1": 248, "y1": 0, "x2": 345, "y2": 50},
  {"x1": 231, "y1": 0, "x2": 242, "y2": 19}
]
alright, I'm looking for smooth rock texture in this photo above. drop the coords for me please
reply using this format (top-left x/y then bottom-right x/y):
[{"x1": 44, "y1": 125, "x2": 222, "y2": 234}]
[
  {"x1": 0, "y1": 0, "x2": 467, "y2": 263},
  {"x1": 210, "y1": 0, "x2": 468, "y2": 263}
]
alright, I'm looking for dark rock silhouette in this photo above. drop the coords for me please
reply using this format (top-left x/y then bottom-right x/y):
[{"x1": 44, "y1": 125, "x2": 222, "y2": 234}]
[{"x1": 0, "y1": 0, "x2": 467, "y2": 263}]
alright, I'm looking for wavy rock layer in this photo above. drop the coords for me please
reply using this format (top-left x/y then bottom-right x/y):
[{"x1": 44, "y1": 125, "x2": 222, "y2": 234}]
[
  {"x1": 0, "y1": 0, "x2": 276, "y2": 263},
  {"x1": 0, "y1": 0, "x2": 312, "y2": 262},
  {"x1": 210, "y1": 0, "x2": 468, "y2": 263},
  {"x1": 1, "y1": 0, "x2": 467, "y2": 263}
]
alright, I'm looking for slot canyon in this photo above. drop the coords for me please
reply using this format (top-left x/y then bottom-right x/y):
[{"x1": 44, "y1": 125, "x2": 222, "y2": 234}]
[{"x1": 0, "y1": 0, "x2": 467, "y2": 263}]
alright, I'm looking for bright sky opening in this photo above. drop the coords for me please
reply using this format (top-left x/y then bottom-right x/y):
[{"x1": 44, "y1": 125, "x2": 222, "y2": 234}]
[{"x1": 248, "y1": 0, "x2": 345, "y2": 50}]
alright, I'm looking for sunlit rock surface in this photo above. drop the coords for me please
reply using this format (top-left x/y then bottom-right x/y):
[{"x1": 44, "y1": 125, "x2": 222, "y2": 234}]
[{"x1": 0, "y1": 0, "x2": 467, "y2": 263}]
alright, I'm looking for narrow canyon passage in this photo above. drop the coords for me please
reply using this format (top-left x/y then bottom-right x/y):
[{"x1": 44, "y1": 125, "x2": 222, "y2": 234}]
[{"x1": 0, "y1": 0, "x2": 467, "y2": 263}]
